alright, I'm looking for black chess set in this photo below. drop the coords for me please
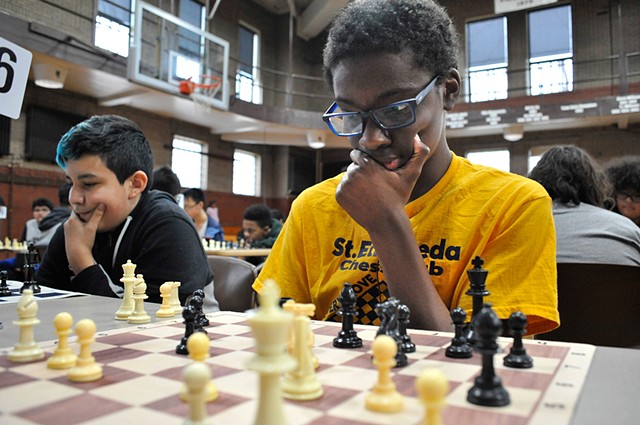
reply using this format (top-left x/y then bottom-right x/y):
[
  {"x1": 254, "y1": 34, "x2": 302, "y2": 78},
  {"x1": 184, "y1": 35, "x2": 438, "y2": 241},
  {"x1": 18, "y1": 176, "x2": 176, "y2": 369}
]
[{"x1": 330, "y1": 255, "x2": 533, "y2": 408}]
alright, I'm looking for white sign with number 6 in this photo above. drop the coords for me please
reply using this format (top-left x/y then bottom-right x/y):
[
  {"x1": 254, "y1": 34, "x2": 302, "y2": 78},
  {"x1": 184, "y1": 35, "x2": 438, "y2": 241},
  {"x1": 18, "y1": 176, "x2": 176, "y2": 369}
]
[{"x1": 0, "y1": 36, "x2": 32, "y2": 120}]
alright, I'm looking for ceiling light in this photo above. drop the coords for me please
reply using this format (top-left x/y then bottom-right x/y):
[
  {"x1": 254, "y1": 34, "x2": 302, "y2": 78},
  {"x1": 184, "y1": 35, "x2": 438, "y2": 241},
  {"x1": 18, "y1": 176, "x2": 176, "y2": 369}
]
[
  {"x1": 503, "y1": 124, "x2": 524, "y2": 142},
  {"x1": 32, "y1": 63, "x2": 67, "y2": 89},
  {"x1": 306, "y1": 130, "x2": 326, "y2": 149}
]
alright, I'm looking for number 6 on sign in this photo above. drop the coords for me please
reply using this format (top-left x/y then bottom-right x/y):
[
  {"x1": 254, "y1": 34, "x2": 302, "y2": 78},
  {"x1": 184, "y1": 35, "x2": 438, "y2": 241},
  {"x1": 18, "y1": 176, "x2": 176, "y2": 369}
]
[{"x1": 0, "y1": 36, "x2": 32, "y2": 120}]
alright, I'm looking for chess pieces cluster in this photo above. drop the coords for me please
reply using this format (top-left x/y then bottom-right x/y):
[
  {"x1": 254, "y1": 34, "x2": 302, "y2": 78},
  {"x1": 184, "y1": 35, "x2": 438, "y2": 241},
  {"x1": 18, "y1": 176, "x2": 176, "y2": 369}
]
[
  {"x1": 442, "y1": 256, "x2": 533, "y2": 407},
  {"x1": 203, "y1": 239, "x2": 251, "y2": 250},
  {"x1": 0, "y1": 237, "x2": 26, "y2": 251},
  {"x1": 7, "y1": 290, "x2": 102, "y2": 382}
]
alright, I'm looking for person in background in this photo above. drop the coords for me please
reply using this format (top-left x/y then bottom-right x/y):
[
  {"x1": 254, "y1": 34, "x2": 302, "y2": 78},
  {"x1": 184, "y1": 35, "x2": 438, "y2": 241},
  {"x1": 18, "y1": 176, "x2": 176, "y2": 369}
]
[
  {"x1": 1, "y1": 197, "x2": 54, "y2": 278},
  {"x1": 37, "y1": 182, "x2": 72, "y2": 247},
  {"x1": 270, "y1": 208, "x2": 285, "y2": 224},
  {"x1": 36, "y1": 115, "x2": 218, "y2": 309},
  {"x1": 253, "y1": 0, "x2": 558, "y2": 335},
  {"x1": 183, "y1": 188, "x2": 224, "y2": 242},
  {"x1": 529, "y1": 146, "x2": 640, "y2": 266},
  {"x1": 206, "y1": 200, "x2": 220, "y2": 225},
  {"x1": 605, "y1": 156, "x2": 640, "y2": 227},
  {"x1": 242, "y1": 204, "x2": 283, "y2": 248}
]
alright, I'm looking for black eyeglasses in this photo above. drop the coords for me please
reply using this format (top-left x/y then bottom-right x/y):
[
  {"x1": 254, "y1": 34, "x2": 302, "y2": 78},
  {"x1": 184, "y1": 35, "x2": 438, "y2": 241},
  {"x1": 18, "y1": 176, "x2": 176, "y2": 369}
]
[
  {"x1": 322, "y1": 75, "x2": 440, "y2": 137},
  {"x1": 616, "y1": 192, "x2": 640, "y2": 203}
]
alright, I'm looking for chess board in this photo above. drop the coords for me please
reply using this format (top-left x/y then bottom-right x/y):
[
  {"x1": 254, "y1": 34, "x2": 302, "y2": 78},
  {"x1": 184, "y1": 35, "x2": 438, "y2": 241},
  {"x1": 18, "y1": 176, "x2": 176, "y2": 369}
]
[
  {"x1": 0, "y1": 312, "x2": 595, "y2": 425},
  {"x1": 0, "y1": 281, "x2": 81, "y2": 304}
]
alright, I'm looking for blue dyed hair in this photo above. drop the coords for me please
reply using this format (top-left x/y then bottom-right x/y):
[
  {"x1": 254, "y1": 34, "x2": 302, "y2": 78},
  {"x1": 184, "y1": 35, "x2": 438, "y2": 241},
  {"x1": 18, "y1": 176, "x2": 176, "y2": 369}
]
[{"x1": 56, "y1": 115, "x2": 153, "y2": 190}]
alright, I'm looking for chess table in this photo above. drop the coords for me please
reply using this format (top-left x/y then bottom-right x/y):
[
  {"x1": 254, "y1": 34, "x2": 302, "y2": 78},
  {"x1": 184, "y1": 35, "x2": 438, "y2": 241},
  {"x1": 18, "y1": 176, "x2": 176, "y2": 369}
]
[
  {"x1": 0, "y1": 294, "x2": 639, "y2": 425},
  {"x1": 205, "y1": 248, "x2": 271, "y2": 257}
]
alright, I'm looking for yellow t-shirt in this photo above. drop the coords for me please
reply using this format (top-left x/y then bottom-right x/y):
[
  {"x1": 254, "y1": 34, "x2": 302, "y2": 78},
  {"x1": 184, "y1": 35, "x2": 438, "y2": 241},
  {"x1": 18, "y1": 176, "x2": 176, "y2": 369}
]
[{"x1": 254, "y1": 153, "x2": 559, "y2": 335}]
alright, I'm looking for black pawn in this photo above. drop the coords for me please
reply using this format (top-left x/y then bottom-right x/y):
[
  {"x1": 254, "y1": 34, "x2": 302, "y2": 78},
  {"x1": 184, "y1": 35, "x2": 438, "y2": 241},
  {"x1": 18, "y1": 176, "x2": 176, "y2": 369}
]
[
  {"x1": 20, "y1": 242, "x2": 40, "y2": 294},
  {"x1": 464, "y1": 256, "x2": 490, "y2": 346},
  {"x1": 397, "y1": 304, "x2": 415, "y2": 353},
  {"x1": 503, "y1": 311, "x2": 533, "y2": 369},
  {"x1": 445, "y1": 307, "x2": 473, "y2": 359},
  {"x1": 333, "y1": 283, "x2": 363, "y2": 348},
  {"x1": 467, "y1": 303, "x2": 510, "y2": 407},
  {"x1": 176, "y1": 304, "x2": 198, "y2": 355},
  {"x1": 0, "y1": 270, "x2": 12, "y2": 296}
]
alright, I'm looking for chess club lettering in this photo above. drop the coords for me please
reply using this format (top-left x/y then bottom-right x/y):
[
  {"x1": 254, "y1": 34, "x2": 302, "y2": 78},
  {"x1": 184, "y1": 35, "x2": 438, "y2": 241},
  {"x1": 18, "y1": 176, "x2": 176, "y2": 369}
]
[{"x1": 332, "y1": 237, "x2": 462, "y2": 277}]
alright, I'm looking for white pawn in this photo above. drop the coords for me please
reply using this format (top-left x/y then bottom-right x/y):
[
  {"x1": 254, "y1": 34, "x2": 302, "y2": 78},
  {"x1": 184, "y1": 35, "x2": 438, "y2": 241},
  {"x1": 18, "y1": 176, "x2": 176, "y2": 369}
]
[
  {"x1": 68, "y1": 319, "x2": 103, "y2": 382},
  {"x1": 8, "y1": 289, "x2": 44, "y2": 362},
  {"x1": 115, "y1": 260, "x2": 137, "y2": 320},
  {"x1": 183, "y1": 361, "x2": 212, "y2": 425},
  {"x1": 416, "y1": 368, "x2": 449, "y2": 425},
  {"x1": 365, "y1": 334, "x2": 404, "y2": 413},
  {"x1": 47, "y1": 312, "x2": 78, "y2": 369},
  {"x1": 180, "y1": 332, "x2": 218, "y2": 402},
  {"x1": 156, "y1": 282, "x2": 176, "y2": 318},
  {"x1": 128, "y1": 274, "x2": 151, "y2": 324}
]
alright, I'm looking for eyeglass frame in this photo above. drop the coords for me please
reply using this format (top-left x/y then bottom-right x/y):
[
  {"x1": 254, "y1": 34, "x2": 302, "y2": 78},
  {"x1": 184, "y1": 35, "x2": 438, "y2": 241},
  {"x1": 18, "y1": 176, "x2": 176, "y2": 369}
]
[
  {"x1": 322, "y1": 74, "x2": 441, "y2": 137},
  {"x1": 616, "y1": 191, "x2": 640, "y2": 203}
]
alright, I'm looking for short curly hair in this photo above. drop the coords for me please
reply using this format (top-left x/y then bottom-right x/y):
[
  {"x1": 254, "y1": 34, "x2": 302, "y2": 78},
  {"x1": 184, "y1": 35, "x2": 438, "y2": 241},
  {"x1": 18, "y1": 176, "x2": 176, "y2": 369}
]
[
  {"x1": 605, "y1": 156, "x2": 640, "y2": 195},
  {"x1": 322, "y1": 0, "x2": 460, "y2": 87},
  {"x1": 528, "y1": 146, "x2": 613, "y2": 208}
]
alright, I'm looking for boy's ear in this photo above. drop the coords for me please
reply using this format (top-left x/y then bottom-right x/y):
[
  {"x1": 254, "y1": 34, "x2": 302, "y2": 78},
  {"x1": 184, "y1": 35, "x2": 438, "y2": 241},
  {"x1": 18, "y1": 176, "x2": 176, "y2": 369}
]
[
  {"x1": 128, "y1": 171, "x2": 148, "y2": 198},
  {"x1": 442, "y1": 69, "x2": 461, "y2": 111}
]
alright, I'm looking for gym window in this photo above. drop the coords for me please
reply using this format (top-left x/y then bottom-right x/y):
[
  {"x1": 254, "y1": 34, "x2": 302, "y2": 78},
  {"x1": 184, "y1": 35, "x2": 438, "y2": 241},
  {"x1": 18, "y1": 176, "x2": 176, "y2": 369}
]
[
  {"x1": 466, "y1": 17, "x2": 508, "y2": 103},
  {"x1": 466, "y1": 149, "x2": 510, "y2": 173},
  {"x1": 233, "y1": 149, "x2": 261, "y2": 196},
  {"x1": 172, "y1": 136, "x2": 208, "y2": 189},
  {"x1": 95, "y1": 0, "x2": 131, "y2": 57},
  {"x1": 236, "y1": 24, "x2": 262, "y2": 104},
  {"x1": 529, "y1": 5, "x2": 573, "y2": 95}
]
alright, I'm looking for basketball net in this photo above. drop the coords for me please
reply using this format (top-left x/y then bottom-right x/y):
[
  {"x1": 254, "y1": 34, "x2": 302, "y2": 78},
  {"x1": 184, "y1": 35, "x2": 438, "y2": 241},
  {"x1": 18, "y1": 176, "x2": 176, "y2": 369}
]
[{"x1": 179, "y1": 75, "x2": 222, "y2": 110}]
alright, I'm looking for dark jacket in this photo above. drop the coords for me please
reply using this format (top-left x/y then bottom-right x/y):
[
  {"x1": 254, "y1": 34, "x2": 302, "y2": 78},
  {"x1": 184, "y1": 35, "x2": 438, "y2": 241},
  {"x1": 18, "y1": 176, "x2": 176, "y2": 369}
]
[
  {"x1": 38, "y1": 207, "x2": 71, "y2": 232},
  {"x1": 36, "y1": 190, "x2": 217, "y2": 307}
]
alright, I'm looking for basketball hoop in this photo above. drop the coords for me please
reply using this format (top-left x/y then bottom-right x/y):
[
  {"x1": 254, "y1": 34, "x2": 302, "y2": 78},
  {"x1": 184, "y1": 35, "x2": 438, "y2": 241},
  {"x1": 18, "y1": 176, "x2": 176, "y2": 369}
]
[{"x1": 179, "y1": 75, "x2": 222, "y2": 110}]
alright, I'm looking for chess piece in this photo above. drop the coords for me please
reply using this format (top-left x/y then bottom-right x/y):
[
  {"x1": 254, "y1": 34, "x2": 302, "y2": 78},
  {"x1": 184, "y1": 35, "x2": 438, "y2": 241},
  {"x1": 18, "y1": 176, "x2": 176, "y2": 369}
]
[
  {"x1": 20, "y1": 242, "x2": 40, "y2": 294},
  {"x1": 177, "y1": 304, "x2": 200, "y2": 355},
  {"x1": 171, "y1": 281, "x2": 183, "y2": 314},
  {"x1": 467, "y1": 303, "x2": 510, "y2": 407},
  {"x1": 503, "y1": 311, "x2": 534, "y2": 369},
  {"x1": 416, "y1": 368, "x2": 449, "y2": 425},
  {"x1": 0, "y1": 270, "x2": 12, "y2": 296},
  {"x1": 180, "y1": 332, "x2": 218, "y2": 403},
  {"x1": 398, "y1": 303, "x2": 416, "y2": 353},
  {"x1": 8, "y1": 289, "x2": 45, "y2": 362},
  {"x1": 365, "y1": 334, "x2": 404, "y2": 413},
  {"x1": 376, "y1": 298, "x2": 407, "y2": 367},
  {"x1": 47, "y1": 312, "x2": 78, "y2": 369},
  {"x1": 333, "y1": 283, "x2": 362, "y2": 348},
  {"x1": 282, "y1": 301, "x2": 323, "y2": 400},
  {"x1": 128, "y1": 274, "x2": 151, "y2": 324},
  {"x1": 156, "y1": 282, "x2": 176, "y2": 318},
  {"x1": 115, "y1": 260, "x2": 136, "y2": 320},
  {"x1": 191, "y1": 289, "x2": 209, "y2": 327},
  {"x1": 183, "y1": 361, "x2": 212, "y2": 425},
  {"x1": 445, "y1": 307, "x2": 473, "y2": 359},
  {"x1": 246, "y1": 279, "x2": 296, "y2": 425},
  {"x1": 464, "y1": 256, "x2": 490, "y2": 346},
  {"x1": 68, "y1": 319, "x2": 103, "y2": 382}
]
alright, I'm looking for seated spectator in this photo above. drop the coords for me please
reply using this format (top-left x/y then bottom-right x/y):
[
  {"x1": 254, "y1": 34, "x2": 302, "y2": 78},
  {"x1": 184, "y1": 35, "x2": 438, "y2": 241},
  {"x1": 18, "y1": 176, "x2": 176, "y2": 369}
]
[
  {"x1": 241, "y1": 204, "x2": 282, "y2": 266},
  {"x1": 183, "y1": 188, "x2": 224, "y2": 242},
  {"x1": 529, "y1": 146, "x2": 640, "y2": 266},
  {"x1": 242, "y1": 204, "x2": 283, "y2": 249},
  {"x1": 151, "y1": 165, "x2": 182, "y2": 198},
  {"x1": 36, "y1": 115, "x2": 218, "y2": 309},
  {"x1": 605, "y1": 156, "x2": 640, "y2": 227},
  {"x1": 1, "y1": 197, "x2": 54, "y2": 278},
  {"x1": 37, "y1": 183, "x2": 72, "y2": 248}
]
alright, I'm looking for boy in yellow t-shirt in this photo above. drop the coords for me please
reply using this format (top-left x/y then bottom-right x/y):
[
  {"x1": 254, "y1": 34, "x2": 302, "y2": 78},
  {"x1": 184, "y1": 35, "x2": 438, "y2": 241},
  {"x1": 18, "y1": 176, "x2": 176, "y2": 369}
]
[{"x1": 254, "y1": 0, "x2": 558, "y2": 335}]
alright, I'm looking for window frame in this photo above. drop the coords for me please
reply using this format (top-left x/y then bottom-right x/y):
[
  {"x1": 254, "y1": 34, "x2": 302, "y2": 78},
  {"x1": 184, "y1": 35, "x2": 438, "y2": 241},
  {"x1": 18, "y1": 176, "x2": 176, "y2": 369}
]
[
  {"x1": 171, "y1": 135, "x2": 208, "y2": 190},
  {"x1": 232, "y1": 149, "x2": 261, "y2": 197},
  {"x1": 236, "y1": 22, "x2": 262, "y2": 104}
]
